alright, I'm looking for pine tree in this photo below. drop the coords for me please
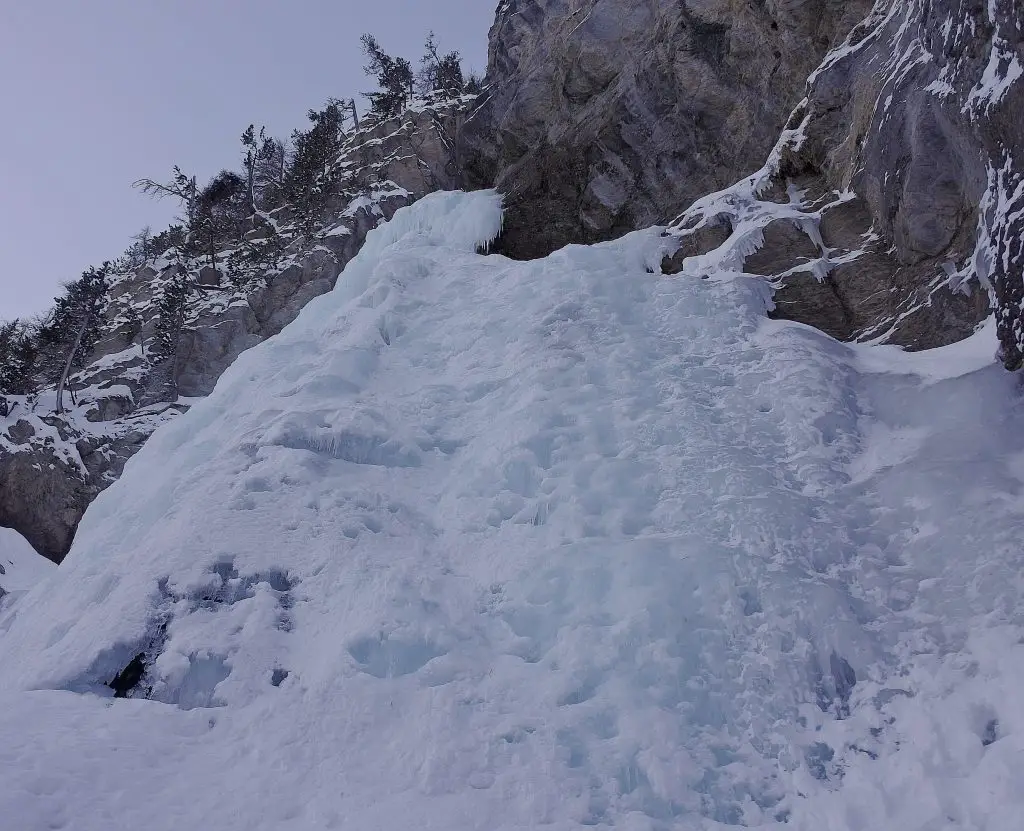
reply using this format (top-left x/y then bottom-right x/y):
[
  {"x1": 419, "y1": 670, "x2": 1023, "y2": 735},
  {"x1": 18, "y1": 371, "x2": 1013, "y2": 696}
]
[
  {"x1": 150, "y1": 225, "x2": 188, "y2": 258},
  {"x1": 254, "y1": 134, "x2": 287, "y2": 208},
  {"x1": 152, "y1": 274, "x2": 192, "y2": 365},
  {"x1": 134, "y1": 167, "x2": 199, "y2": 230},
  {"x1": 419, "y1": 32, "x2": 464, "y2": 99},
  {"x1": 194, "y1": 170, "x2": 247, "y2": 268},
  {"x1": 361, "y1": 34, "x2": 414, "y2": 119},
  {"x1": 242, "y1": 124, "x2": 260, "y2": 215},
  {"x1": 284, "y1": 99, "x2": 348, "y2": 224},
  {"x1": 124, "y1": 226, "x2": 155, "y2": 269},
  {"x1": 0, "y1": 319, "x2": 38, "y2": 397},
  {"x1": 122, "y1": 307, "x2": 145, "y2": 355},
  {"x1": 36, "y1": 265, "x2": 109, "y2": 413}
]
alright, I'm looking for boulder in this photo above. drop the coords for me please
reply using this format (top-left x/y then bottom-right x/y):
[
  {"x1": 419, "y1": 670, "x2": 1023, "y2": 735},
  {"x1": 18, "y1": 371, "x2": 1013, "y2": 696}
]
[{"x1": 197, "y1": 266, "x2": 223, "y2": 287}]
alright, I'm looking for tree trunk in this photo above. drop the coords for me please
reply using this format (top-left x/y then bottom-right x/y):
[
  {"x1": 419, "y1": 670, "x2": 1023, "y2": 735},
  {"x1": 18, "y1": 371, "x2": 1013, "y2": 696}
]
[{"x1": 55, "y1": 315, "x2": 89, "y2": 414}]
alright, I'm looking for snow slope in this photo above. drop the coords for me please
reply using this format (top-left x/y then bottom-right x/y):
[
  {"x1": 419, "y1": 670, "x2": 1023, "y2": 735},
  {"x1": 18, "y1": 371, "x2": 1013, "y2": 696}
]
[
  {"x1": 0, "y1": 191, "x2": 1022, "y2": 830},
  {"x1": 0, "y1": 526, "x2": 54, "y2": 603}
]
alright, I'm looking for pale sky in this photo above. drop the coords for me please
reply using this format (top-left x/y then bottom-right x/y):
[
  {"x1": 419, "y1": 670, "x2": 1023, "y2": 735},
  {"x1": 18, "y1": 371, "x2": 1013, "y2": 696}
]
[{"x1": 0, "y1": 1, "x2": 495, "y2": 320}]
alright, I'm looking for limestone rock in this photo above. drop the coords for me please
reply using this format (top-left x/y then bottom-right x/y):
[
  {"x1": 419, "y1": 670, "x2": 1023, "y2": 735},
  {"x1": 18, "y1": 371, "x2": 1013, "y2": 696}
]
[
  {"x1": 460, "y1": 0, "x2": 870, "y2": 259},
  {"x1": 660, "y1": 0, "x2": 1021, "y2": 352},
  {"x1": 0, "y1": 449, "x2": 89, "y2": 563}
]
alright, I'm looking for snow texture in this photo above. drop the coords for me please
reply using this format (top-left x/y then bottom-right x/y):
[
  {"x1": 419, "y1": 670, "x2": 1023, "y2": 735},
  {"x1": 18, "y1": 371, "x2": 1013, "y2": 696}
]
[
  {"x1": 1, "y1": 191, "x2": 1022, "y2": 830},
  {"x1": 0, "y1": 526, "x2": 54, "y2": 604}
]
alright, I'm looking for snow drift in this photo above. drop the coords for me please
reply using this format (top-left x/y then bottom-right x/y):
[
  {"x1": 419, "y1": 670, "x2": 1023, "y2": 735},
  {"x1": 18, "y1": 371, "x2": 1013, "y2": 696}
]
[
  {"x1": 0, "y1": 526, "x2": 54, "y2": 605},
  {"x1": 1, "y1": 191, "x2": 1022, "y2": 830}
]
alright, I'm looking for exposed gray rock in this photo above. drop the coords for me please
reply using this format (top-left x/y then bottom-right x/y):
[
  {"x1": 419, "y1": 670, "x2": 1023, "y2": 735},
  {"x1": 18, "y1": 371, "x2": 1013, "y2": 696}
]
[
  {"x1": 460, "y1": 0, "x2": 870, "y2": 259},
  {"x1": 662, "y1": 0, "x2": 1021, "y2": 352},
  {"x1": 196, "y1": 266, "x2": 222, "y2": 287},
  {"x1": 759, "y1": 0, "x2": 1021, "y2": 354},
  {"x1": 0, "y1": 449, "x2": 89, "y2": 562}
]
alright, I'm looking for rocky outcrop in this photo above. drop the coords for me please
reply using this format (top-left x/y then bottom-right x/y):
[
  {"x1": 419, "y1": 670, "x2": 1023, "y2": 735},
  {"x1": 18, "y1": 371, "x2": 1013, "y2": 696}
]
[
  {"x1": 459, "y1": 0, "x2": 1020, "y2": 355},
  {"x1": 662, "y1": 0, "x2": 1022, "y2": 353},
  {"x1": 0, "y1": 100, "x2": 468, "y2": 563},
  {"x1": 459, "y1": 0, "x2": 870, "y2": 259}
]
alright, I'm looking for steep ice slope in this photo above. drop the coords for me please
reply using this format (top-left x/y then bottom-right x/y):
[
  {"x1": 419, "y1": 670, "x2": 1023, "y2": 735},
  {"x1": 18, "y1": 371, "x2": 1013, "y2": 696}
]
[{"x1": 0, "y1": 192, "x2": 1022, "y2": 830}]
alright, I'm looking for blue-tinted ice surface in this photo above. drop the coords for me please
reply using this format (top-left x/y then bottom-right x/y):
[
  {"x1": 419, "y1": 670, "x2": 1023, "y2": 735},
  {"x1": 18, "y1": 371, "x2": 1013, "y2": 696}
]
[{"x1": 1, "y1": 192, "x2": 1021, "y2": 830}]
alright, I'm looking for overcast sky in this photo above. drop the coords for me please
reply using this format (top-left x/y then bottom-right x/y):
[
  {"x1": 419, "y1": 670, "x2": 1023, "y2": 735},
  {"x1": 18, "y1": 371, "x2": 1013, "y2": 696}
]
[{"x1": 0, "y1": 1, "x2": 495, "y2": 320}]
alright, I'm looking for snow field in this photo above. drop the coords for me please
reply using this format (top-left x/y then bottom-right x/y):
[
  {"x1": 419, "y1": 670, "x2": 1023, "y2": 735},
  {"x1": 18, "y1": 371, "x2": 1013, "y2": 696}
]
[
  {"x1": 0, "y1": 526, "x2": 54, "y2": 605},
  {"x1": 0, "y1": 191, "x2": 1021, "y2": 829}
]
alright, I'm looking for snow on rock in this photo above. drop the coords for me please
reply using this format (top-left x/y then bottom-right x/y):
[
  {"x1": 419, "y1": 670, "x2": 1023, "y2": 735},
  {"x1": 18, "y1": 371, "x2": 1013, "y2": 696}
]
[
  {"x1": 1, "y1": 97, "x2": 475, "y2": 564},
  {"x1": 0, "y1": 192, "x2": 1022, "y2": 829}
]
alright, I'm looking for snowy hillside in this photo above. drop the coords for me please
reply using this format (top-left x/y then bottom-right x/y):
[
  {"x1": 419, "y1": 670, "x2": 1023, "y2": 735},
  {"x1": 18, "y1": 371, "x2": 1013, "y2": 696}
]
[
  {"x1": 1, "y1": 192, "x2": 1022, "y2": 830},
  {"x1": 0, "y1": 526, "x2": 53, "y2": 604}
]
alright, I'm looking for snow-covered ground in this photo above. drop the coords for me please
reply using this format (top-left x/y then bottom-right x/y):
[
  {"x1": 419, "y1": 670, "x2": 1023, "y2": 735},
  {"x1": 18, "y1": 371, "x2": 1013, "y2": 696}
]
[
  {"x1": 0, "y1": 526, "x2": 54, "y2": 605},
  {"x1": 0, "y1": 191, "x2": 1021, "y2": 830}
]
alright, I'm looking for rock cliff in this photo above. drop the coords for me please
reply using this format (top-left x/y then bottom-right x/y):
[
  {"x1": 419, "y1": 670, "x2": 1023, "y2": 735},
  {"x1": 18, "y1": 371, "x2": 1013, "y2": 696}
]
[
  {"x1": 459, "y1": 0, "x2": 871, "y2": 258},
  {"x1": 661, "y1": 0, "x2": 1021, "y2": 354}
]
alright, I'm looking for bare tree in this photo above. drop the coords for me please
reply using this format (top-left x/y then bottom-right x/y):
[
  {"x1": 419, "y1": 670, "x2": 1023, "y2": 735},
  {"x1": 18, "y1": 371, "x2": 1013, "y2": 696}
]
[{"x1": 133, "y1": 166, "x2": 199, "y2": 231}]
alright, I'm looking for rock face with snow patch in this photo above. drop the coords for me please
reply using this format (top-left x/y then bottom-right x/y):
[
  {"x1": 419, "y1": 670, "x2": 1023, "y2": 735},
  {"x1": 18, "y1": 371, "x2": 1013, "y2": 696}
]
[
  {"x1": 459, "y1": 0, "x2": 870, "y2": 259},
  {"x1": 665, "y1": 0, "x2": 1022, "y2": 352},
  {"x1": 459, "y1": 0, "x2": 1022, "y2": 356}
]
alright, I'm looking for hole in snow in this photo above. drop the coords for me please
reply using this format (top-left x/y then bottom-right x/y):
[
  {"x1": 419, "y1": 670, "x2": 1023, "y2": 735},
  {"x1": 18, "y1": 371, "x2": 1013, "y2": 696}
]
[
  {"x1": 109, "y1": 653, "x2": 148, "y2": 698},
  {"x1": 805, "y1": 741, "x2": 835, "y2": 781},
  {"x1": 558, "y1": 679, "x2": 599, "y2": 707},
  {"x1": 276, "y1": 429, "x2": 421, "y2": 467},
  {"x1": 738, "y1": 588, "x2": 762, "y2": 616},
  {"x1": 982, "y1": 718, "x2": 999, "y2": 746},
  {"x1": 348, "y1": 634, "x2": 445, "y2": 678},
  {"x1": 814, "y1": 653, "x2": 857, "y2": 718}
]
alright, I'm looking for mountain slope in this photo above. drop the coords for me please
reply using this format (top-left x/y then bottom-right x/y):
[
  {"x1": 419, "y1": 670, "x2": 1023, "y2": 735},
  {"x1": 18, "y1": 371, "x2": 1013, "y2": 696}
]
[
  {"x1": 1, "y1": 192, "x2": 1021, "y2": 830},
  {"x1": 0, "y1": 99, "x2": 469, "y2": 563},
  {"x1": 6, "y1": 0, "x2": 1023, "y2": 565},
  {"x1": 0, "y1": 526, "x2": 53, "y2": 606}
]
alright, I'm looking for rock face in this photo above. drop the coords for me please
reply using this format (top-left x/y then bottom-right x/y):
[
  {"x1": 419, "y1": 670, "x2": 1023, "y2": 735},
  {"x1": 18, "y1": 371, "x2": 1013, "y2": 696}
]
[
  {"x1": 0, "y1": 101, "x2": 468, "y2": 563},
  {"x1": 460, "y1": 0, "x2": 1021, "y2": 355},
  {"x1": 459, "y1": 0, "x2": 871, "y2": 259},
  {"x1": 662, "y1": 0, "x2": 1022, "y2": 353}
]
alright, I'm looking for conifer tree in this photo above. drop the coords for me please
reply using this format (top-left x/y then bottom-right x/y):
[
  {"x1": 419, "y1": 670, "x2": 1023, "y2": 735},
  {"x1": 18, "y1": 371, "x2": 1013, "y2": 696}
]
[
  {"x1": 152, "y1": 274, "x2": 192, "y2": 365},
  {"x1": 241, "y1": 126, "x2": 288, "y2": 215},
  {"x1": 134, "y1": 167, "x2": 199, "y2": 231},
  {"x1": 241, "y1": 124, "x2": 261, "y2": 215},
  {"x1": 254, "y1": 135, "x2": 287, "y2": 208},
  {"x1": 194, "y1": 170, "x2": 247, "y2": 268},
  {"x1": 36, "y1": 265, "x2": 109, "y2": 413},
  {"x1": 419, "y1": 32, "x2": 465, "y2": 99},
  {"x1": 361, "y1": 34, "x2": 414, "y2": 119},
  {"x1": 284, "y1": 99, "x2": 348, "y2": 224},
  {"x1": 124, "y1": 226, "x2": 156, "y2": 269},
  {"x1": 0, "y1": 319, "x2": 38, "y2": 397},
  {"x1": 122, "y1": 307, "x2": 144, "y2": 355}
]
